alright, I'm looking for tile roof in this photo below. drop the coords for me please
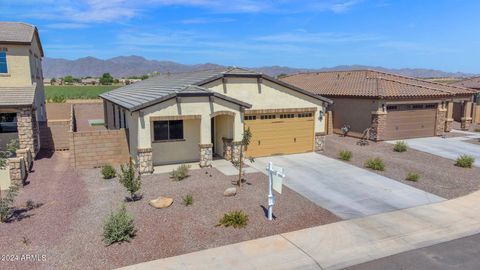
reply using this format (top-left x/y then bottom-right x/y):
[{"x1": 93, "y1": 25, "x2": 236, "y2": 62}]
[
  {"x1": 282, "y1": 70, "x2": 475, "y2": 99},
  {"x1": 100, "y1": 67, "x2": 331, "y2": 111},
  {"x1": 0, "y1": 22, "x2": 35, "y2": 43},
  {"x1": 0, "y1": 84, "x2": 36, "y2": 106},
  {"x1": 452, "y1": 77, "x2": 480, "y2": 90}
]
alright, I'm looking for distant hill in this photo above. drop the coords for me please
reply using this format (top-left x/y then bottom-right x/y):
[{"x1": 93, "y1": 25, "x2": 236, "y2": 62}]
[{"x1": 42, "y1": 56, "x2": 477, "y2": 79}]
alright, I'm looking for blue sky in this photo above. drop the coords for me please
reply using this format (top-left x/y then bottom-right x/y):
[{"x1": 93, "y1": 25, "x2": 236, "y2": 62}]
[{"x1": 1, "y1": 0, "x2": 479, "y2": 72}]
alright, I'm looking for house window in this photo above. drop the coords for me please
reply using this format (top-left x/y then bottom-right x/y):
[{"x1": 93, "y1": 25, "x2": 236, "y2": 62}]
[
  {"x1": 0, "y1": 51, "x2": 7, "y2": 73},
  {"x1": 386, "y1": 105, "x2": 398, "y2": 111},
  {"x1": 425, "y1": 104, "x2": 437, "y2": 109},
  {"x1": 280, "y1": 114, "x2": 295, "y2": 119},
  {"x1": 244, "y1": 115, "x2": 256, "y2": 121},
  {"x1": 298, "y1": 112, "x2": 313, "y2": 118},
  {"x1": 0, "y1": 113, "x2": 17, "y2": 133},
  {"x1": 153, "y1": 120, "x2": 184, "y2": 141},
  {"x1": 412, "y1": 104, "x2": 424, "y2": 109},
  {"x1": 260, "y1": 114, "x2": 276, "y2": 120}
]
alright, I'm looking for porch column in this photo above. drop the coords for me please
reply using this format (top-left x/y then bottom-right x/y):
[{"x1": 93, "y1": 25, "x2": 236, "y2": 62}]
[
  {"x1": 461, "y1": 101, "x2": 473, "y2": 130},
  {"x1": 445, "y1": 101, "x2": 454, "y2": 132},
  {"x1": 435, "y1": 102, "x2": 447, "y2": 136},
  {"x1": 315, "y1": 132, "x2": 326, "y2": 151},
  {"x1": 137, "y1": 148, "x2": 153, "y2": 174},
  {"x1": 369, "y1": 110, "x2": 387, "y2": 142},
  {"x1": 199, "y1": 115, "x2": 212, "y2": 167},
  {"x1": 17, "y1": 108, "x2": 40, "y2": 158}
]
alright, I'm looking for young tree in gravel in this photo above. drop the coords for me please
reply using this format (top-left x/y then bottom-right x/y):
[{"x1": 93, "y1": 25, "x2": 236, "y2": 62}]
[
  {"x1": 235, "y1": 128, "x2": 253, "y2": 187},
  {"x1": 118, "y1": 158, "x2": 142, "y2": 201},
  {"x1": 0, "y1": 184, "x2": 20, "y2": 222}
]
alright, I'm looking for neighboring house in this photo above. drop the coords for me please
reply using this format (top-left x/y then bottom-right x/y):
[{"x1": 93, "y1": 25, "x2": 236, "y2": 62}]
[
  {"x1": 0, "y1": 22, "x2": 46, "y2": 156},
  {"x1": 100, "y1": 68, "x2": 331, "y2": 173},
  {"x1": 452, "y1": 77, "x2": 480, "y2": 124},
  {"x1": 81, "y1": 78, "x2": 99, "y2": 85},
  {"x1": 282, "y1": 70, "x2": 476, "y2": 141}
]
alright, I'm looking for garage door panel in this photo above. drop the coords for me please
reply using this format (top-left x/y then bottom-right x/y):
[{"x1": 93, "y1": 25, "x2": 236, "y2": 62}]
[
  {"x1": 245, "y1": 113, "x2": 314, "y2": 157},
  {"x1": 385, "y1": 108, "x2": 436, "y2": 140}
]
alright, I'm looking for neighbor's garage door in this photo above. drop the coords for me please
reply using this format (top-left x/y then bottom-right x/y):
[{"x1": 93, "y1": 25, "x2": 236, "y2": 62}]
[
  {"x1": 384, "y1": 104, "x2": 436, "y2": 140},
  {"x1": 244, "y1": 111, "x2": 314, "y2": 157}
]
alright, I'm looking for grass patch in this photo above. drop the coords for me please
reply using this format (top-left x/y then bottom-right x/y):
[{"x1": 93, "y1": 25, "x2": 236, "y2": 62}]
[
  {"x1": 338, "y1": 150, "x2": 352, "y2": 161},
  {"x1": 216, "y1": 211, "x2": 249, "y2": 228},
  {"x1": 393, "y1": 141, "x2": 408, "y2": 152},
  {"x1": 405, "y1": 172, "x2": 420, "y2": 182},
  {"x1": 364, "y1": 157, "x2": 385, "y2": 171},
  {"x1": 170, "y1": 164, "x2": 191, "y2": 181},
  {"x1": 455, "y1": 155, "x2": 475, "y2": 168},
  {"x1": 46, "y1": 85, "x2": 120, "y2": 100},
  {"x1": 182, "y1": 194, "x2": 193, "y2": 206}
]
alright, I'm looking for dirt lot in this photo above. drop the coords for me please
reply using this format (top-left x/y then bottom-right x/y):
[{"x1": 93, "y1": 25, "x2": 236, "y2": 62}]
[
  {"x1": 322, "y1": 135, "x2": 480, "y2": 199},
  {"x1": 0, "y1": 152, "x2": 338, "y2": 270}
]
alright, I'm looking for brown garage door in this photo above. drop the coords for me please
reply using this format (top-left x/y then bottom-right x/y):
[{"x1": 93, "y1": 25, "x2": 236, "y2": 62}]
[
  {"x1": 384, "y1": 104, "x2": 436, "y2": 140},
  {"x1": 244, "y1": 112, "x2": 314, "y2": 157}
]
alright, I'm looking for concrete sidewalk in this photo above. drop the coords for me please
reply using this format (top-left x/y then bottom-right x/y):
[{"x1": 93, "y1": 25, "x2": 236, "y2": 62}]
[{"x1": 118, "y1": 190, "x2": 480, "y2": 270}]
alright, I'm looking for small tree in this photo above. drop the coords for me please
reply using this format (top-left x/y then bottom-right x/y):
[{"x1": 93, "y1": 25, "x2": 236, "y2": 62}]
[
  {"x1": 63, "y1": 75, "x2": 74, "y2": 84},
  {"x1": 6, "y1": 138, "x2": 19, "y2": 156},
  {"x1": 235, "y1": 128, "x2": 253, "y2": 186},
  {"x1": 118, "y1": 159, "x2": 142, "y2": 201},
  {"x1": 0, "y1": 184, "x2": 20, "y2": 222},
  {"x1": 50, "y1": 78, "x2": 57, "y2": 85},
  {"x1": 100, "y1": 73, "x2": 114, "y2": 85}
]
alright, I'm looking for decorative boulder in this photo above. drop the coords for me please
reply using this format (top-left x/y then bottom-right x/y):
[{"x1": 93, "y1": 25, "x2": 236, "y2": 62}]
[
  {"x1": 223, "y1": 187, "x2": 237, "y2": 197},
  {"x1": 149, "y1": 197, "x2": 173, "y2": 209}
]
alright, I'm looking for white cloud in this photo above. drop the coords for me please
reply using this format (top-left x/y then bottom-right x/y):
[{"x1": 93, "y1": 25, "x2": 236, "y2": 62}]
[{"x1": 45, "y1": 23, "x2": 90, "y2": 29}]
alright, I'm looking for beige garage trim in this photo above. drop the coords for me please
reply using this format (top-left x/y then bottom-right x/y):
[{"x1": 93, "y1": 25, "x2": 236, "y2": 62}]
[
  {"x1": 384, "y1": 104, "x2": 436, "y2": 140},
  {"x1": 244, "y1": 111, "x2": 314, "y2": 157}
]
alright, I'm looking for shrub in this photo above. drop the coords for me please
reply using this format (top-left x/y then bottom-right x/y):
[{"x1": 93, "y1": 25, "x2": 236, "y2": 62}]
[
  {"x1": 365, "y1": 157, "x2": 385, "y2": 171},
  {"x1": 0, "y1": 184, "x2": 20, "y2": 222},
  {"x1": 101, "y1": 165, "x2": 116, "y2": 179},
  {"x1": 406, "y1": 172, "x2": 420, "y2": 182},
  {"x1": 455, "y1": 155, "x2": 475, "y2": 168},
  {"x1": 170, "y1": 164, "x2": 191, "y2": 181},
  {"x1": 475, "y1": 128, "x2": 480, "y2": 133},
  {"x1": 118, "y1": 159, "x2": 142, "y2": 201},
  {"x1": 6, "y1": 138, "x2": 19, "y2": 155},
  {"x1": 216, "y1": 211, "x2": 249, "y2": 228},
  {"x1": 182, "y1": 194, "x2": 193, "y2": 206},
  {"x1": 51, "y1": 95, "x2": 66, "y2": 103},
  {"x1": 393, "y1": 141, "x2": 408, "y2": 152},
  {"x1": 103, "y1": 205, "x2": 136, "y2": 246},
  {"x1": 338, "y1": 150, "x2": 352, "y2": 161}
]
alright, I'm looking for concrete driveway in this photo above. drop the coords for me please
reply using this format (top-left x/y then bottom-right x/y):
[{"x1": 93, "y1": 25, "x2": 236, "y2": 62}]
[
  {"x1": 247, "y1": 153, "x2": 444, "y2": 219},
  {"x1": 387, "y1": 131, "x2": 480, "y2": 167}
]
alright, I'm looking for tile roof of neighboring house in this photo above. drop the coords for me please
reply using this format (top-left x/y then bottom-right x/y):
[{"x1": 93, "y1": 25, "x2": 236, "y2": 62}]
[
  {"x1": 282, "y1": 70, "x2": 475, "y2": 99},
  {"x1": 0, "y1": 84, "x2": 36, "y2": 107},
  {"x1": 100, "y1": 67, "x2": 331, "y2": 111},
  {"x1": 452, "y1": 77, "x2": 480, "y2": 90},
  {"x1": 0, "y1": 22, "x2": 44, "y2": 56}
]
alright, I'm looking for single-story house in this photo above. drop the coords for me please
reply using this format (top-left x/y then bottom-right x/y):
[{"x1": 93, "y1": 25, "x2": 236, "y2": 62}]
[
  {"x1": 452, "y1": 77, "x2": 480, "y2": 124},
  {"x1": 100, "y1": 68, "x2": 332, "y2": 173},
  {"x1": 282, "y1": 70, "x2": 476, "y2": 141}
]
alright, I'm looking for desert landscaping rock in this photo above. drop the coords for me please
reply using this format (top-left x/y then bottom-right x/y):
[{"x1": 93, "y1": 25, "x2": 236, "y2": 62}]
[
  {"x1": 223, "y1": 187, "x2": 237, "y2": 197},
  {"x1": 149, "y1": 197, "x2": 173, "y2": 209}
]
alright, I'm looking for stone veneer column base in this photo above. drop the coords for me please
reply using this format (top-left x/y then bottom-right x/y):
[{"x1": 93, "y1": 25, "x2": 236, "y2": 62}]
[
  {"x1": 137, "y1": 148, "x2": 153, "y2": 174},
  {"x1": 8, "y1": 157, "x2": 26, "y2": 186},
  {"x1": 314, "y1": 132, "x2": 326, "y2": 151},
  {"x1": 435, "y1": 108, "x2": 447, "y2": 136},
  {"x1": 445, "y1": 118, "x2": 453, "y2": 132},
  {"x1": 199, "y1": 144, "x2": 213, "y2": 168},
  {"x1": 461, "y1": 118, "x2": 472, "y2": 130},
  {"x1": 369, "y1": 111, "x2": 387, "y2": 142},
  {"x1": 222, "y1": 138, "x2": 233, "y2": 161},
  {"x1": 17, "y1": 108, "x2": 40, "y2": 158}
]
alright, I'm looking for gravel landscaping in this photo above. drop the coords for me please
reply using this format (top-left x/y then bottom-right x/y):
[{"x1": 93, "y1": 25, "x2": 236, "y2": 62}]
[
  {"x1": 322, "y1": 135, "x2": 480, "y2": 199},
  {"x1": 0, "y1": 152, "x2": 338, "y2": 270}
]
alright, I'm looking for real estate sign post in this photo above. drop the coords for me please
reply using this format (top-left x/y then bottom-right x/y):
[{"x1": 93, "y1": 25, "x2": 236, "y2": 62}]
[{"x1": 266, "y1": 162, "x2": 285, "y2": 221}]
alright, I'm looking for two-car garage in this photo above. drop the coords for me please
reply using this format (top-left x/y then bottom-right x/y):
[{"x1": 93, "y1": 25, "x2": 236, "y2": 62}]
[{"x1": 384, "y1": 104, "x2": 437, "y2": 140}]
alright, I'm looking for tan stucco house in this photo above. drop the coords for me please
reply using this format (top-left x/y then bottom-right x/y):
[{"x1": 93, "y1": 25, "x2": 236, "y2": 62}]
[
  {"x1": 282, "y1": 70, "x2": 476, "y2": 141},
  {"x1": 100, "y1": 68, "x2": 332, "y2": 173},
  {"x1": 0, "y1": 22, "x2": 46, "y2": 156}
]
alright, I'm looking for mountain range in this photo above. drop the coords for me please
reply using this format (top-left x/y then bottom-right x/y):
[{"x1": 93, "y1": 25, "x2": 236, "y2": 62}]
[{"x1": 42, "y1": 56, "x2": 476, "y2": 79}]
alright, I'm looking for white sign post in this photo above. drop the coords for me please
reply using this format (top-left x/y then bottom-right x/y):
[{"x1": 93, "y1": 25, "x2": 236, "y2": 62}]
[{"x1": 266, "y1": 162, "x2": 285, "y2": 221}]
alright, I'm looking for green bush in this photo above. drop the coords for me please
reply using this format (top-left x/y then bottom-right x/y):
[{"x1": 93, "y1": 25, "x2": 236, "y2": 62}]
[
  {"x1": 182, "y1": 194, "x2": 193, "y2": 206},
  {"x1": 103, "y1": 205, "x2": 136, "y2": 246},
  {"x1": 455, "y1": 155, "x2": 475, "y2": 168},
  {"x1": 6, "y1": 138, "x2": 19, "y2": 155},
  {"x1": 216, "y1": 211, "x2": 249, "y2": 228},
  {"x1": 170, "y1": 164, "x2": 191, "y2": 181},
  {"x1": 51, "y1": 95, "x2": 67, "y2": 103},
  {"x1": 338, "y1": 150, "x2": 352, "y2": 161},
  {"x1": 101, "y1": 165, "x2": 116, "y2": 179},
  {"x1": 406, "y1": 172, "x2": 420, "y2": 182},
  {"x1": 365, "y1": 157, "x2": 385, "y2": 171},
  {"x1": 118, "y1": 159, "x2": 142, "y2": 201},
  {"x1": 393, "y1": 141, "x2": 408, "y2": 152},
  {"x1": 0, "y1": 184, "x2": 20, "y2": 222},
  {"x1": 475, "y1": 128, "x2": 480, "y2": 133}
]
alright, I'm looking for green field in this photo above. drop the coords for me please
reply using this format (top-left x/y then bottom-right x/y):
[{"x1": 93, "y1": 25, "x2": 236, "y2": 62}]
[{"x1": 45, "y1": 85, "x2": 121, "y2": 100}]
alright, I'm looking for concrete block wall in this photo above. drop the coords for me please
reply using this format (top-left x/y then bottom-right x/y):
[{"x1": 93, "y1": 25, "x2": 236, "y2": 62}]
[
  {"x1": 39, "y1": 120, "x2": 71, "y2": 150},
  {"x1": 69, "y1": 129, "x2": 130, "y2": 169}
]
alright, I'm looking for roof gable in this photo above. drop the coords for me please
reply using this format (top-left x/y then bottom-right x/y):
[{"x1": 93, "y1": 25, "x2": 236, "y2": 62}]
[{"x1": 0, "y1": 22, "x2": 44, "y2": 57}]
